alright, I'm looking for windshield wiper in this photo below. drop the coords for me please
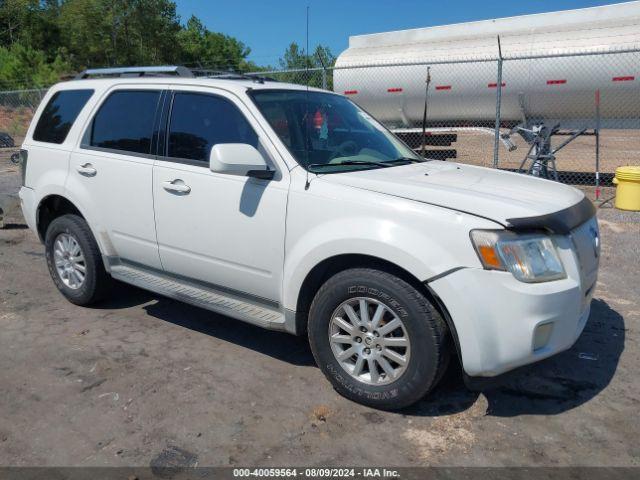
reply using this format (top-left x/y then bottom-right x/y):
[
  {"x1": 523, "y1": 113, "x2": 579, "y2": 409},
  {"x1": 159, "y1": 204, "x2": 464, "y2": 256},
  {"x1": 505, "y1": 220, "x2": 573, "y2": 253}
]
[
  {"x1": 387, "y1": 157, "x2": 425, "y2": 164},
  {"x1": 307, "y1": 160, "x2": 394, "y2": 172}
]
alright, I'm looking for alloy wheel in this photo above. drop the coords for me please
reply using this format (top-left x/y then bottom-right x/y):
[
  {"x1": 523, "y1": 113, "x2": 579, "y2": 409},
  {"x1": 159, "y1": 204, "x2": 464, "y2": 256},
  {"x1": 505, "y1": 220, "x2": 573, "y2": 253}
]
[
  {"x1": 328, "y1": 297, "x2": 410, "y2": 385},
  {"x1": 53, "y1": 233, "x2": 86, "y2": 290}
]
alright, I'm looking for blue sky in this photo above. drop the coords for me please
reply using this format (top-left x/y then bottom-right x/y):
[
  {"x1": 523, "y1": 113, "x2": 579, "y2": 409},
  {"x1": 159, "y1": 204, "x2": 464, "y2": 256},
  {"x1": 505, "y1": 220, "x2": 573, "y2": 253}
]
[{"x1": 175, "y1": 0, "x2": 625, "y2": 67}]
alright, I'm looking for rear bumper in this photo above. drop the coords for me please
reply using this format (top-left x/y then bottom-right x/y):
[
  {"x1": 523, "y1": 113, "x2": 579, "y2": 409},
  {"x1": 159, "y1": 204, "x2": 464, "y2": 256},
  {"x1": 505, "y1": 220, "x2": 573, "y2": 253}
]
[
  {"x1": 18, "y1": 186, "x2": 37, "y2": 234},
  {"x1": 429, "y1": 237, "x2": 594, "y2": 377}
]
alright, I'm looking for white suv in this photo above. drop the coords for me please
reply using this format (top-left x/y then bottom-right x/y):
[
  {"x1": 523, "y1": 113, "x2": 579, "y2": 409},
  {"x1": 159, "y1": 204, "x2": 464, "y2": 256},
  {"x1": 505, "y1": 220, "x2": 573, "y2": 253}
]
[{"x1": 18, "y1": 66, "x2": 599, "y2": 409}]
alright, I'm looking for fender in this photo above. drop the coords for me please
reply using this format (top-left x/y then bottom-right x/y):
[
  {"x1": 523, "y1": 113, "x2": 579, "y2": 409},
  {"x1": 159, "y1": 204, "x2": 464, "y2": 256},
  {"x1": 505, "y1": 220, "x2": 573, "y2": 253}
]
[
  {"x1": 55, "y1": 183, "x2": 116, "y2": 257},
  {"x1": 282, "y1": 211, "x2": 493, "y2": 312},
  {"x1": 35, "y1": 186, "x2": 113, "y2": 260},
  {"x1": 24, "y1": 185, "x2": 64, "y2": 233}
]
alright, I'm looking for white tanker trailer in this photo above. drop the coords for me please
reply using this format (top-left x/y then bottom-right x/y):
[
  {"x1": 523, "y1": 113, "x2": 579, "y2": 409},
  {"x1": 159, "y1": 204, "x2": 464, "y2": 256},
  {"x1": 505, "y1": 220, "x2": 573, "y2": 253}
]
[{"x1": 334, "y1": 1, "x2": 640, "y2": 130}]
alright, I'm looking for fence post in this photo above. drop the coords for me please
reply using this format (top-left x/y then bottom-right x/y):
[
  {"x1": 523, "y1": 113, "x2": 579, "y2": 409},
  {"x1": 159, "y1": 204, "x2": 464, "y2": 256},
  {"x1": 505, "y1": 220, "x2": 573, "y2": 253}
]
[
  {"x1": 321, "y1": 67, "x2": 327, "y2": 90},
  {"x1": 492, "y1": 37, "x2": 504, "y2": 169},
  {"x1": 595, "y1": 89, "x2": 601, "y2": 200}
]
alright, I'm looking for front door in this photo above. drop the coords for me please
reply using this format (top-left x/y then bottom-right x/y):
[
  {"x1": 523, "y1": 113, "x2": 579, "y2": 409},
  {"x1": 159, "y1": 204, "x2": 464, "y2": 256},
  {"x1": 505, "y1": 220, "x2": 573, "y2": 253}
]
[{"x1": 152, "y1": 87, "x2": 288, "y2": 302}]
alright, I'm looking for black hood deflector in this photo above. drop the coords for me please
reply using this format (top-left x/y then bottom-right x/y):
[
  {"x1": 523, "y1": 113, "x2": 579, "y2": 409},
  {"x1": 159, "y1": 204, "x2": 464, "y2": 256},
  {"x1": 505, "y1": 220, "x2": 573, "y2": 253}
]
[{"x1": 505, "y1": 196, "x2": 596, "y2": 234}]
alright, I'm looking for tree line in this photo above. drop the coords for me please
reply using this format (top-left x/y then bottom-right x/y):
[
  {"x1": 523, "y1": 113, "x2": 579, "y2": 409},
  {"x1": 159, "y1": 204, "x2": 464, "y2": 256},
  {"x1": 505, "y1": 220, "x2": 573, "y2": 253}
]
[{"x1": 0, "y1": 0, "x2": 336, "y2": 90}]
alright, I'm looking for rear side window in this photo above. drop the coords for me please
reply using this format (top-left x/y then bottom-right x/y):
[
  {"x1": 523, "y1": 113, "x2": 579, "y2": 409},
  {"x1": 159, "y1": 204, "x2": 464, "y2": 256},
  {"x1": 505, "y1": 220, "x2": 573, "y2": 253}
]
[
  {"x1": 167, "y1": 92, "x2": 258, "y2": 162},
  {"x1": 90, "y1": 90, "x2": 160, "y2": 155},
  {"x1": 33, "y1": 89, "x2": 94, "y2": 144}
]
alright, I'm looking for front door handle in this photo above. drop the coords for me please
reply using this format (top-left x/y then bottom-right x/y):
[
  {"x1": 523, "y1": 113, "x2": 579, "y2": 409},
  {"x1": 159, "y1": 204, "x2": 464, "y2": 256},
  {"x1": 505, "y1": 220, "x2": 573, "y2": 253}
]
[
  {"x1": 76, "y1": 163, "x2": 97, "y2": 177},
  {"x1": 162, "y1": 179, "x2": 191, "y2": 194}
]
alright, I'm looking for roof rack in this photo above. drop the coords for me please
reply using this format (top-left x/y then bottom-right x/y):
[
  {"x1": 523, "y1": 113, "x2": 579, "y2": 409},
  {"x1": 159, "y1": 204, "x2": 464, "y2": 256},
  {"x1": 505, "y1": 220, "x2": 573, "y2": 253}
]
[
  {"x1": 75, "y1": 66, "x2": 194, "y2": 79},
  {"x1": 191, "y1": 69, "x2": 277, "y2": 84}
]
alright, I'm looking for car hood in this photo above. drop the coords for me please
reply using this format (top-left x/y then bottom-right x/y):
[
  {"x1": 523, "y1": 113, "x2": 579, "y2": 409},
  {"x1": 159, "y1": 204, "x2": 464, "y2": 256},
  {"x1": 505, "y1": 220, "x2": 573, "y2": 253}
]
[{"x1": 322, "y1": 162, "x2": 592, "y2": 233}]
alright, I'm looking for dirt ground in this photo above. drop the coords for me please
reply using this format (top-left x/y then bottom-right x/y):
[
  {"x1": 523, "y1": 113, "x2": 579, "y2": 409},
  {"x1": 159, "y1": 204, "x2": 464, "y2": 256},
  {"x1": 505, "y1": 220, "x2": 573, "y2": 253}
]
[{"x1": 0, "y1": 158, "x2": 639, "y2": 468}]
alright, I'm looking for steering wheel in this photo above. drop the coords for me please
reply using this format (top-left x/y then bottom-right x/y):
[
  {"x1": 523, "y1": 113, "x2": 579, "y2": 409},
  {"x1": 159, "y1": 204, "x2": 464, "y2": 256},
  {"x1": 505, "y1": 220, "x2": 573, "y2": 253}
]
[{"x1": 329, "y1": 140, "x2": 359, "y2": 161}]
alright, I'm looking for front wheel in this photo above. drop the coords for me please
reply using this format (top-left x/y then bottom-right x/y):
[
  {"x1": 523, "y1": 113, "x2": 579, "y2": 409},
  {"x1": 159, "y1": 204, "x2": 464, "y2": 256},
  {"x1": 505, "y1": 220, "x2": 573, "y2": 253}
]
[{"x1": 308, "y1": 268, "x2": 450, "y2": 410}]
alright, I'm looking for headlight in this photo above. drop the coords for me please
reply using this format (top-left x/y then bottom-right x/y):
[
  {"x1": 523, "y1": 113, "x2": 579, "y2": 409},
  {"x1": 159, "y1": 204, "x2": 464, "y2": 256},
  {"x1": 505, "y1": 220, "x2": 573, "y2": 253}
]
[{"x1": 470, "y1": 230, "x2": 566, "y2": 283}]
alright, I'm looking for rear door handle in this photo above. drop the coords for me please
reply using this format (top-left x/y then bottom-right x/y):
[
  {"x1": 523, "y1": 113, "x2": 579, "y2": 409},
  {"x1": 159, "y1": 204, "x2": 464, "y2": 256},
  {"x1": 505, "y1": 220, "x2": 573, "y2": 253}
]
[
  {"x1": 162, "y1": 179, "x2": 191, "y2": 194},
  {"x1": 76, "y1": 163, "x2": 97, "y2": 177}
]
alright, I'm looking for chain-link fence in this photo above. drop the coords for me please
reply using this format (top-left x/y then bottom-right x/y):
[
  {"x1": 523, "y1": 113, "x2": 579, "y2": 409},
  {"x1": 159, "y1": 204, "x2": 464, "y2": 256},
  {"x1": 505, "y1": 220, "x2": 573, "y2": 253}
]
[
  {"x1": 253, "y1": 48, "x2": 640, "y2": 199},
  {"x1": 0, "y1": 88, "x2": 47, "y2": 167},
  {"x1": 0, "y1": 50, "x2": 638, "y2": 200}
]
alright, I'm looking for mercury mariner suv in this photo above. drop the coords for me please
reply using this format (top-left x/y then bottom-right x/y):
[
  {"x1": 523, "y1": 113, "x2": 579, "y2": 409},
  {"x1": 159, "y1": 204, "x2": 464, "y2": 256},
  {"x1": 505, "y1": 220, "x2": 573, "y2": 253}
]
[{"x1": 18, "y1": 66, "x2": 600, "y2": 409}]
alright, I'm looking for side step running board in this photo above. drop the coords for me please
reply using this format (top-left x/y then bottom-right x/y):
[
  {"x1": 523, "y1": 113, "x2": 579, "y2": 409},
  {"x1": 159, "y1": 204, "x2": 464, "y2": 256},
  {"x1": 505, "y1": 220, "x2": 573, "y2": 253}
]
[{"x1": 110, "y1": 263, "x2": 290, "y2": 332}]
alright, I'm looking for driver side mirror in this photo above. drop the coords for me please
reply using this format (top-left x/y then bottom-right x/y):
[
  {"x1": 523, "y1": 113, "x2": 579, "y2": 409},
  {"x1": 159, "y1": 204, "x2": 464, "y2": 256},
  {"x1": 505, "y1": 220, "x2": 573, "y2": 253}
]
[{"x1": 209, "y1": 143, "x2": 274, "y2": 179}]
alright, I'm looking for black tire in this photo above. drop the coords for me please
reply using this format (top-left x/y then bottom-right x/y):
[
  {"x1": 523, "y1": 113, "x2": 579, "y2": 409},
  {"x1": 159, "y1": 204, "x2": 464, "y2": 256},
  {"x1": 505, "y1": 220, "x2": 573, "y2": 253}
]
[
  {"x1": 44, "y1": 214, "x2": 112, "y2": 305},
  {"x1": 308, "y1": 268, "x2": 449, "y2": 410}
]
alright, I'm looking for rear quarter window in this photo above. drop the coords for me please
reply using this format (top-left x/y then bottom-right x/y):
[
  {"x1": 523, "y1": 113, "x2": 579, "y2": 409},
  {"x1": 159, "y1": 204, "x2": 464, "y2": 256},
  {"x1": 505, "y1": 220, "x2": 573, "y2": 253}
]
[{"x1": 33, "y1": 89, "x2": 94, "y2": 144}]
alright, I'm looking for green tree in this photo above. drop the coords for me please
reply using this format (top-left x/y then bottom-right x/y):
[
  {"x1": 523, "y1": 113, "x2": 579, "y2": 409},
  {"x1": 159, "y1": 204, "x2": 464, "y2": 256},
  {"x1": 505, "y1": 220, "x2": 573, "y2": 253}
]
[
  {"x1": 58, "y1": 0, "x2": 111, "y2": 66},
  {"x1": 277, "y1": 42, "x2": 336, "y2": 88},
  {"x1": 0, "y1": 0, "x2": 61, "y2": 56},
  {"x1": 58, "y1": 0, "x2": 182, "y2": 67},
  {"x1": 177, "y1": 15, "x2": 254, "y2": 72},
  {"x1": 0, "y1": 0, "x2": 35, "y2": 46},
  {"x1": 0, "y1": 0, "x2": 322, "y2": 89},
  {"x1": 0, "y1": 43, "x2": 70, "y2": 89}
]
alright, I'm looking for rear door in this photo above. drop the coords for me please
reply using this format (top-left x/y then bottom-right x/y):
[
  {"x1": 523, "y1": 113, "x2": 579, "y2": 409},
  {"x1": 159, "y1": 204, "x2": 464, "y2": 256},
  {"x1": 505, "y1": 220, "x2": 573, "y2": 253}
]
[
  {"x1": 24, "y1": 88, "x2": 95, "y2": 192},
  {"x1": 67, "y1": 85, "x2": 166, "y2": 268},
  {"x1": 152, "y1": 86, "x2": 289, "y2": 302}
]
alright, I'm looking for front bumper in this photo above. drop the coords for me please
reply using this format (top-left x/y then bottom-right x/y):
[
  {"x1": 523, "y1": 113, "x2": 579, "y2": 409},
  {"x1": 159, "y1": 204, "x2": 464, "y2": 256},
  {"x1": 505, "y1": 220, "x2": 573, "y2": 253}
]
[{"x1": 429, "y1": 233, "x2": 596, "y2": 377}]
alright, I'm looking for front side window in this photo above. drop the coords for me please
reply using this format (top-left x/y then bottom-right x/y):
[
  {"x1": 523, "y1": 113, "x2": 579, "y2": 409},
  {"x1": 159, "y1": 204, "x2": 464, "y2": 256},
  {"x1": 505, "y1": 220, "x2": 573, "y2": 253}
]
[
  {"x1": 249, "y1": 90, "x2": 423, "y2": 173},
  {"x1": 90, "y1": 90, "x2": 160, "y2": 154},
  {"x1": 167, "y1": 92, "x2": 258, "y2": 163},
  {"x1": 33, "y1": 89, "x2": 94, "y2": 144}
]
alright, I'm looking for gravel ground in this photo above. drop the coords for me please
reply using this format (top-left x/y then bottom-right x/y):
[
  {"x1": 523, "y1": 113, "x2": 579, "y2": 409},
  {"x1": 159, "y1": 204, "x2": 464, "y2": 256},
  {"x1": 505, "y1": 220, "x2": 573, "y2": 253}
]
[{"x1": 0, "y1": 163, "x2": 639, "y2": 468}]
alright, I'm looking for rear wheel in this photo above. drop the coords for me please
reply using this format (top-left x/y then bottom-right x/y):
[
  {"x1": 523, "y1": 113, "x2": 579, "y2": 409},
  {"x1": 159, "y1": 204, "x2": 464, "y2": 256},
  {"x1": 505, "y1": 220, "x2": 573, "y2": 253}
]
[
  {"x1": 308, "y1": 268, "x2": 449, "y2": 410},
  {"x1": 44, "y1": 214, "x2": 112, "y2": 305}
]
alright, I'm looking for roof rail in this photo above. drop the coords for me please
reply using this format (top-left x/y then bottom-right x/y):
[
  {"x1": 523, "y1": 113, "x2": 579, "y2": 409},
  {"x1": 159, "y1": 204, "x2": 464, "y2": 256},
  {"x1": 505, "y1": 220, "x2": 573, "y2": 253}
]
[
  {"x1": 191, "y1": 69, "x2": 277, "y2": 84},
  {"x1": 75, "y1": 66, "x2": 194, "y2": 79}
]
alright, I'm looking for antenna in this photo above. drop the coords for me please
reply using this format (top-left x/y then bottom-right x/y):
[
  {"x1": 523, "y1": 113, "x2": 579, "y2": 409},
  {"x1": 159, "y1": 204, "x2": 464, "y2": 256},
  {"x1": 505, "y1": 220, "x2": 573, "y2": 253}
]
[
  {"x1": 304, "y1": 4, "x2": 313, "y2": 187},
  {"x1": 306, "y1": 5, "x2": 310, "y2": 88}
]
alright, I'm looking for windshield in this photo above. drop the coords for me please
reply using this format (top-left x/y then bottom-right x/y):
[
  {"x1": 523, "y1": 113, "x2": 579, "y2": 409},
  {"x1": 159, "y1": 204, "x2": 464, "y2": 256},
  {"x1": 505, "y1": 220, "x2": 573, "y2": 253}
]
[{"x1": 249, "y1": 90, "x2": 423, "y2": 173}]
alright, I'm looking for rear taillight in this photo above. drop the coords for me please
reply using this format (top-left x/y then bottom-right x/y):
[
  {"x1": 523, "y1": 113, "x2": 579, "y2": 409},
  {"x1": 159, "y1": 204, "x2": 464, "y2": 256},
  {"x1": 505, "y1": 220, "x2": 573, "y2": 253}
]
[{"x1": 12, "y1": 149, "x2": 28, "y2": 186}]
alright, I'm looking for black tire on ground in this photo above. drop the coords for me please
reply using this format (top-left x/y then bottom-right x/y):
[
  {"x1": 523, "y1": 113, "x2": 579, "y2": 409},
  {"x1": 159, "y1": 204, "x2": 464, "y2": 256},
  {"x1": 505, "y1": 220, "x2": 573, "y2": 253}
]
[
  {"x1": 44, "y1": 214, "x2": 112, "y2": 305},
  {"x1": 308, "y1": 268, "x2": 450, "y2": 410}
]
